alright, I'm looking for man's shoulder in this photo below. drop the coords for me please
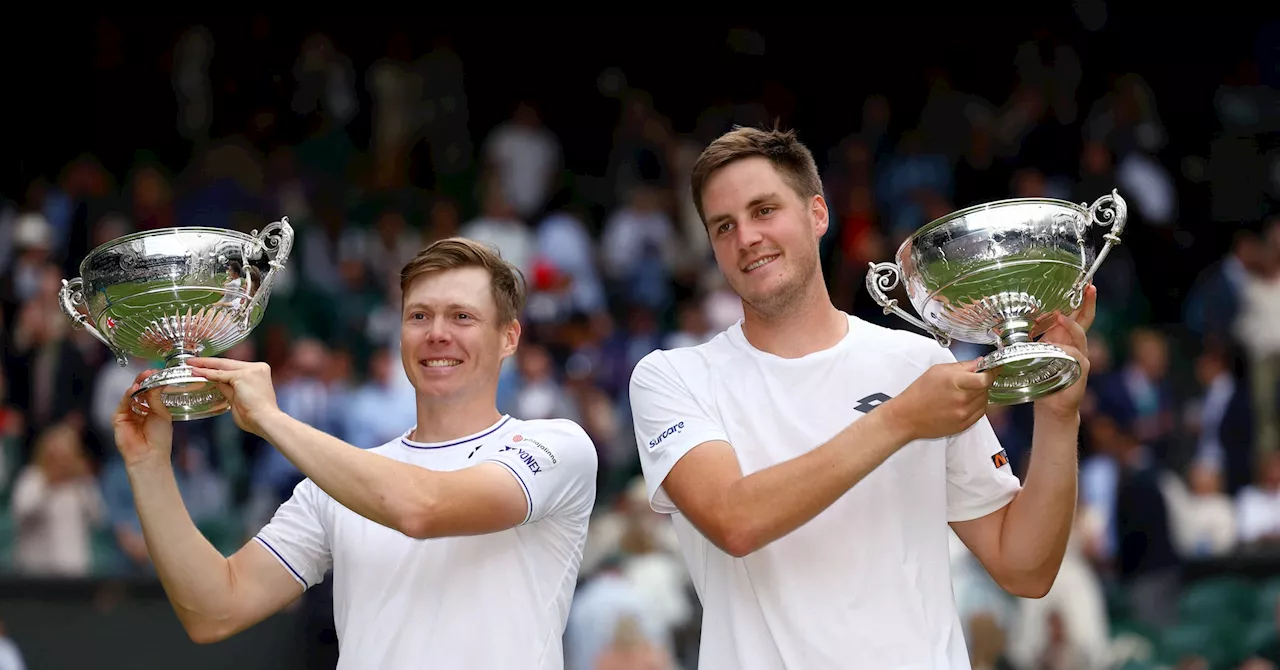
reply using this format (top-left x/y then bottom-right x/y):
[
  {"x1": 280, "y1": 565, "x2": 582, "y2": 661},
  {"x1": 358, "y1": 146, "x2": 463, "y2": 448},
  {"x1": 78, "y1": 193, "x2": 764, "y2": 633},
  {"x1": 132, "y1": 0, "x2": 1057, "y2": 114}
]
[
  {"x1": 497, "y1": 417, "x2": 598, "y2": 468},
  {"x1": 503, "y1": 416, "x2": 591, "y2": 443},
  {"x1": 633, "y1": 330, "x2": 736, "y2": 383}
]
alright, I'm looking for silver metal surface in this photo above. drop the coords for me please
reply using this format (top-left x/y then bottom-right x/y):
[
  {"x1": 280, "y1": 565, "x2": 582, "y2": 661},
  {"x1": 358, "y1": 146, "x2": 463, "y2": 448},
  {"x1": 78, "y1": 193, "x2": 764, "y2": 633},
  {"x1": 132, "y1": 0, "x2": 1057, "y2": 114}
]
[
  {"x1": 866, "y1": 191, "x2": 1127, "y2": 405},
  {"x1": 59, "y1": 218, "x2": 294, "y2": 420}
]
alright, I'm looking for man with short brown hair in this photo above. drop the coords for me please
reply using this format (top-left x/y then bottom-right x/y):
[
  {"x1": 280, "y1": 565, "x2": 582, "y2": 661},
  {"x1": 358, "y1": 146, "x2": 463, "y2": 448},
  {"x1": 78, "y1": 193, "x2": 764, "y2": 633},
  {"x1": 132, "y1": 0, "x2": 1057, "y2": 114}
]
[
  {"x1": 629, "y1": 126, "x2": 1094, "y2": 668},
  {"x1": 112, "y1": 236, "x2": 598, "y2": 669}
]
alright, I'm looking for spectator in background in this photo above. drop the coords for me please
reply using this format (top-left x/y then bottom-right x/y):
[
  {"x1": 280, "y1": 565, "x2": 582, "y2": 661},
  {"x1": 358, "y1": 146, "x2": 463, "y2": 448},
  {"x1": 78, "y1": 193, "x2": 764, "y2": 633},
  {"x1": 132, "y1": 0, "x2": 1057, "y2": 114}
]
[
  {"x1": 1238, "y1": 452, "x2": 1280, "y2": 550},
  {"x1": 1235, "y1": 216, "x2": 1280, "y2": 462},
  {"x1": 11, "y1": 422, "x2": 104, "y2": 577},
  {"x1": 1184, "y1": 343, "x2": 1254, "y2": 496},
  {"x1": 1100, "y1": 411, "x2": 1181, "y2": 629},
  {"x1": 340, "y1": 346, "x2": 416, "y2": 449},
  {"x1": 566, "y1": 554, "x2": 674, "y2": 670},
  {"x1": 482, "y1": 100, "x2": 562, "y2": 222},
  {"x1": 1162, "y1": 460, "x2": 1238, "y2": 559}
]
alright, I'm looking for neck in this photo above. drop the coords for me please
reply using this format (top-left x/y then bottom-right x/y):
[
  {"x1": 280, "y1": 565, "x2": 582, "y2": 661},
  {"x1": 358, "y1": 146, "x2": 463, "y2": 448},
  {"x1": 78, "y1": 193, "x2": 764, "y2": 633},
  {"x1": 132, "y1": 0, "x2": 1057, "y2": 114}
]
[
  {"x1": 740, "y1": 274, "x2": 848, "y2": 358},
  {"x1": 410, "y1": 391, "x2": 504, "y2": 443}
]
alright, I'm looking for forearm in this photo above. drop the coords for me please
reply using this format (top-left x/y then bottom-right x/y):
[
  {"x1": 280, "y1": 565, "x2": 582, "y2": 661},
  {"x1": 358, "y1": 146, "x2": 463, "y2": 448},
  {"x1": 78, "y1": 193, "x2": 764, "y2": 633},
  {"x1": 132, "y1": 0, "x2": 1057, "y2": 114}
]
[
  {"x1": 720, "y1": 409, "x2": 912, "y2": 555},
  {"x1": 125, "y1": 462, "x2": 238, "y2": 630},
  {"x1": 998, "y1": 408, "x2": 1080, "y2": 587},
  {"x1": 258, "y1": 410, "x2": 428, "y2": 535}
]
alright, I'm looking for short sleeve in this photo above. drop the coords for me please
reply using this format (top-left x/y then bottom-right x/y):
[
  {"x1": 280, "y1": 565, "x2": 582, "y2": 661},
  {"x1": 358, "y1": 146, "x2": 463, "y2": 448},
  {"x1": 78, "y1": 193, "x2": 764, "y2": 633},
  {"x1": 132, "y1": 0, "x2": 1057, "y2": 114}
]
[
  {"x1": 946, "y1": 414, "x2": 1023, "y2": 522},
  {"x1": 483, "y1": 419, "x2": 598, "y2": 525},
  {"x1": 254, "y1": 479, "x2": 333, "y2": 589},
  {"x1": 628, "y1": 351, "x2": 730, "y2": 514}
]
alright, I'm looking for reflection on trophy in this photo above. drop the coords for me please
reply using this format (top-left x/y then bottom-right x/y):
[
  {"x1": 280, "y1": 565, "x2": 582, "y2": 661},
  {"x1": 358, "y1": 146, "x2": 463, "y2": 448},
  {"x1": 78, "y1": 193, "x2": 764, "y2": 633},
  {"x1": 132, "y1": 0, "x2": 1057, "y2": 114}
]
[
  {"x1": 58, "y1": 219, "x2": 295, "y2": 420},
  {"x1": 866, "y1": 191, "x2": 1127, "y2": 405}
]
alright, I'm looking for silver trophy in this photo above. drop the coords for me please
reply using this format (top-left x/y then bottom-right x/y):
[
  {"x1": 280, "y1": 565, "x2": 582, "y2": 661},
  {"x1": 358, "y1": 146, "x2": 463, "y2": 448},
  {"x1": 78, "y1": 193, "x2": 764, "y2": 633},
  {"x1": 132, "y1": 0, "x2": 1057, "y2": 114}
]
[
  {"x1": 59, "y1": 219, "x2": 294, "y2": 420},
  {"x1": 866, "y1": 191, "x2": 1127, "y2": 405}
]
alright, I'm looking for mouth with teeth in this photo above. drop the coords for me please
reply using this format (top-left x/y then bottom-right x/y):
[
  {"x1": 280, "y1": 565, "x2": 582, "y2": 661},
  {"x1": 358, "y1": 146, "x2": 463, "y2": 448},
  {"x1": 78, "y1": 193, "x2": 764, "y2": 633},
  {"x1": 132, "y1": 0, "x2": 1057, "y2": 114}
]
[
  {"x1": 420, "y1": 359, "x2": 462, "y2": 369},
  {"x1": 742, "y1": 255, "x2": 779, "y2": 273}
]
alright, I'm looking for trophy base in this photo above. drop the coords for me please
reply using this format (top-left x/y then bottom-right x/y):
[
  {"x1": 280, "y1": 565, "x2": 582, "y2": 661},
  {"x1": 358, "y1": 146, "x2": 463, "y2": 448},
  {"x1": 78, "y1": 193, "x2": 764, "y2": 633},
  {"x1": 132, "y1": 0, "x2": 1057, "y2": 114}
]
[
  {"x1": 975, "y1": 342, "x2": 1082, "y2": 406},
  {"x1": 132, "y1": 365, "x2": 230, "y2": 421}
]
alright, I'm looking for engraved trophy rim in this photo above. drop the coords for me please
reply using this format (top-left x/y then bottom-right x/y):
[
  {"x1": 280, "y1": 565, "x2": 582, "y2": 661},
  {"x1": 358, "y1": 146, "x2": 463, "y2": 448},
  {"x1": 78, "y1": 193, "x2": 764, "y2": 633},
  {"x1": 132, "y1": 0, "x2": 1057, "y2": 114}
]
[
  {"x1": 78, "y1": 225, "x2": 263, "y2": 276},
  {"x1": 893, "y1": 196, "x2": 1088, "y2": 267}
]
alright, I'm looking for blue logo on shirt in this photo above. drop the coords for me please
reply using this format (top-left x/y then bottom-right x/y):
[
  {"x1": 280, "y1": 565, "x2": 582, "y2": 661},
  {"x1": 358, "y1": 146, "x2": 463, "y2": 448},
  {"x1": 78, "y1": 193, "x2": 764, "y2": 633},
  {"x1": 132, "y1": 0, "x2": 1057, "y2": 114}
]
[
  {"x1": 500, "y1": 445, "x2": 544, "y2": 475},
  {"x1": 648, "y1": 421, "x2": 685, "y2": 451}
]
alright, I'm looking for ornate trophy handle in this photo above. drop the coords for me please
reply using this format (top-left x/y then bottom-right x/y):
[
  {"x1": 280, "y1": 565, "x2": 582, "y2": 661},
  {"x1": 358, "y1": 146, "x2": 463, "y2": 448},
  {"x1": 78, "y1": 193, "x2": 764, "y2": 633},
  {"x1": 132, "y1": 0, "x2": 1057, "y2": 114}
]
[
  {"x1": 1067, "y1": 189, "x2": 1128, "y2": 310},
  {"x1": 866, "y1": 262, "x2": 952, "y2": 347},
  {"x1": 241, "y1": 217, "x2": 295, "y2": 328},
  {"x1": 59, "y1": 277, "x2": 129, "y2": 367}
]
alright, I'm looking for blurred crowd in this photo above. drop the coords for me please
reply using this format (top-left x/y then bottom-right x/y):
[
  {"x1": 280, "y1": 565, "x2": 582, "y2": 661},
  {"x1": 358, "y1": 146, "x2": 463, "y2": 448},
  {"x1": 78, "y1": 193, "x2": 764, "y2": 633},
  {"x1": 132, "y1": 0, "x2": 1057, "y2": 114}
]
[{"x1": 1, "y1": 21, "x2": 1279, "y2": 670}]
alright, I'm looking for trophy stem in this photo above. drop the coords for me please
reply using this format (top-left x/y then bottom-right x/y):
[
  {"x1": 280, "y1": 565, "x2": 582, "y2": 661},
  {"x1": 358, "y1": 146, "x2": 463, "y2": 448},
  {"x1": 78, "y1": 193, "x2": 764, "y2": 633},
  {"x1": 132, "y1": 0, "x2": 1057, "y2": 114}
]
[
  {"x1": 166, "y1": 351, "x2": 196, "y2": 366},
  {"x1": 977, "y1": 318, "x2": 1082, "y2": 406},
  {"x1": 992, "y1": 318, "x2": 1035, "y2": 349},
  {"x1": 132, "y1": 352, "x2": 229, "y2": 421}
]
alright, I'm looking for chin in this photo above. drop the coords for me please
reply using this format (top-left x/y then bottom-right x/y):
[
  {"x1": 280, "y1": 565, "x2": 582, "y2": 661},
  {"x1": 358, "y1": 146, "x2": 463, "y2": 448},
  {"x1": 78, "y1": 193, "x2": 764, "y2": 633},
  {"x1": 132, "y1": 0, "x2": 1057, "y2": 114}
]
[
  {"x1": 414, "y1": 379, "x2": 463, "y2": 398},
  {"x1": 736, "y1": 267, "x2": 789, "y2": 297}
]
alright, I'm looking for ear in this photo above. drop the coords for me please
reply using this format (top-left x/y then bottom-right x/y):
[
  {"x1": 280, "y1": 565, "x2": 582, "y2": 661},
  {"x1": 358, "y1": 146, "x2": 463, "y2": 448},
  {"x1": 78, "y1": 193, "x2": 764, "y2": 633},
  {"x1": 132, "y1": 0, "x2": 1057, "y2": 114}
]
[
  {"x1": 811, "y1": 194, "x2": 830, "y2": 238},
  {"x1": 501, "y1": 319, "x2": 522, "y2": 360}
]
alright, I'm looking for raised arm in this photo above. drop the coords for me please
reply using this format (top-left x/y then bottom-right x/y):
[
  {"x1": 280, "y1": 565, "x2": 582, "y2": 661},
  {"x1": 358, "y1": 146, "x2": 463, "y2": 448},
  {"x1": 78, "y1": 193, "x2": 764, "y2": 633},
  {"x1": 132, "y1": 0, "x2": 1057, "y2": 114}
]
[
  {"x1": 630, "y1": 352, "x2": 994, "y2": 557},
  {"x1": 188, "y1": 359, "x2": 597, "y2": 540},
  {"x1": 256, "y1": 412, "x2": 529, "y2": 539},
  {"x1": 949, "y1": 288, "x2": 1098, "y2": 599},
  {"x1": 113, "y1": 380, "x2": 305, "y2": 644}
]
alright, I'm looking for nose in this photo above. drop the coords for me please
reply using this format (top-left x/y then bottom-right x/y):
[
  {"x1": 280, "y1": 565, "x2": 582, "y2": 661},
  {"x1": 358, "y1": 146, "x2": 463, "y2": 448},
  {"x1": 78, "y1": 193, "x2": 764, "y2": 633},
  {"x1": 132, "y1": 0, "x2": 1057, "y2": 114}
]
[
  {"x1": 424, "y1": 316, "x2": 453, "y2": 344},
  {"x1": 734, "y1": 218, "x2": 765, "y2": 249}
]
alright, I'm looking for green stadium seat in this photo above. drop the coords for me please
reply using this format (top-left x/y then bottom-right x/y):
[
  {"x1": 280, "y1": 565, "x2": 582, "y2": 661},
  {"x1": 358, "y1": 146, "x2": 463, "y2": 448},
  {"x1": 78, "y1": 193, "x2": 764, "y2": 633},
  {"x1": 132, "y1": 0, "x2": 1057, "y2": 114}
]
[
  {"x1": 0, "y1": 510, "x2": 13, "y2": 571},
  {"x1": 1159, "y1": 621, "x2": 1227, "y2": 668},
  {"x1": 1178, "y1": 576, "x2": 1255, "y2": 625},
  {"x1": 1255, "y1": 577, "x2": 1280, "y2": 622},
  {"x1": 1116, "y1": 660, "x2": 1161, "y2": 670},
  {"x1": 1244, "y1": 619, "x2": 1278, "y2": 659}
]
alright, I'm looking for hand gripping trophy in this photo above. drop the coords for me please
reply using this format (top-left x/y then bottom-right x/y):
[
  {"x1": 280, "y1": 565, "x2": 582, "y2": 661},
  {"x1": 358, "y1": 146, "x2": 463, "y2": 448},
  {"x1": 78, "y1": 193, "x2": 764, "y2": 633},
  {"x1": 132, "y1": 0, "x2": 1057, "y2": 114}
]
[
  {"x1": 59, "y1": 219, "x2": 295, "y2": 420},
  {"x1": 866, "y1": 191, "x2": 1127, "y2": 405}
]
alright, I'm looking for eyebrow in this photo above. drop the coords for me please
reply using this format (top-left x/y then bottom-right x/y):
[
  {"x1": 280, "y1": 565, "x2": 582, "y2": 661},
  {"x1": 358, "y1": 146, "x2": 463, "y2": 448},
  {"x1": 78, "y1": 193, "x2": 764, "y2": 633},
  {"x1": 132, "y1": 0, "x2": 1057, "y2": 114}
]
[
  {"x1": 705, "y1": 192, "x2": 782, "y2": 229},
  {"x1": 404, "y1": 301, "x2": 483, "y2": 314}
]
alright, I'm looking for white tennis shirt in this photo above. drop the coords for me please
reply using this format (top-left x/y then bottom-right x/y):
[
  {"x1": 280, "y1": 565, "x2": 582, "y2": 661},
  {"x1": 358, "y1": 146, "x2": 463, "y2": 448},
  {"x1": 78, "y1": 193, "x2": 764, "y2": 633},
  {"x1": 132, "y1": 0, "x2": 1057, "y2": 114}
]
[
  {"x1": 629, "y1": 314, "x2": 1022, "y2": 669},
  {"x1": 255, "y1": 415, "x2": 598, "y2": 669}
]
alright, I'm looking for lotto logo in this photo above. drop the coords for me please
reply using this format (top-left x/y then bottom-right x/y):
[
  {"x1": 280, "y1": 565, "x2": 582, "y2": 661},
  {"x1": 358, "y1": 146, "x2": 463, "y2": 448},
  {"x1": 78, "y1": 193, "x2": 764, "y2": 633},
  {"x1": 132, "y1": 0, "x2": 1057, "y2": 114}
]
[{"x1": 991, "y1": 449, "x2": 1010, "y2": 469}]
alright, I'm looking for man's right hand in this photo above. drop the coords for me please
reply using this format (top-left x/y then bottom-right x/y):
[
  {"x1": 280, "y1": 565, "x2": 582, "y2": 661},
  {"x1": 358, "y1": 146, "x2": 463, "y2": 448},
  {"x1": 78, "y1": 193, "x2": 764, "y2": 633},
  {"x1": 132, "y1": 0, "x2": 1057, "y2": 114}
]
[
  {"x1": 881, "y1": 359, "x2": 996, "y2": 442},
  {"x1": 112, "y1": 369, "x2": 175, "y2": 469}
]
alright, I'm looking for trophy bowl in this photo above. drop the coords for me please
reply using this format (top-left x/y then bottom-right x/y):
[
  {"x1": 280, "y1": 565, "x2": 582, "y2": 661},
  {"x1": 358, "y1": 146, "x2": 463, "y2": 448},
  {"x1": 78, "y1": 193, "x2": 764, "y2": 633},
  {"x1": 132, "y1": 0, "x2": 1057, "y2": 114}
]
[
  {"x1": 59, "y1": 218, "x2": 294, "y2": 420},
  {"x1": 866, "y1": 191, "x2": 1127, "y2": 405}
]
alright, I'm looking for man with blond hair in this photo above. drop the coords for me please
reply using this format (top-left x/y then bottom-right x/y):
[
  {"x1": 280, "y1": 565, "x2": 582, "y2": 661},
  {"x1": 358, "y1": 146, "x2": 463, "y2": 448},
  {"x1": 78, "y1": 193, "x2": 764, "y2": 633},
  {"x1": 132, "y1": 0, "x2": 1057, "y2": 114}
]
[
  {"x1": 628, "y1": 126, "x2": 1095, "y2": 668},
  {"x1": 113, "y1": 237, "x2": 598, "y2": 669}
]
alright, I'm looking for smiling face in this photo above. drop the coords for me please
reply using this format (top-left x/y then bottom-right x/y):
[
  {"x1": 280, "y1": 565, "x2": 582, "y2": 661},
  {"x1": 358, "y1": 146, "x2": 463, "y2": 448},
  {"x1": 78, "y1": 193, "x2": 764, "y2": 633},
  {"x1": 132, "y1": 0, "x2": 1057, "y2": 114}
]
[
  {"x1": 400, "y1": 266, "x2": 519, "y2": 401},
  {"x1": 701, "y1": 156, "x2": 829, "y2": 318}
]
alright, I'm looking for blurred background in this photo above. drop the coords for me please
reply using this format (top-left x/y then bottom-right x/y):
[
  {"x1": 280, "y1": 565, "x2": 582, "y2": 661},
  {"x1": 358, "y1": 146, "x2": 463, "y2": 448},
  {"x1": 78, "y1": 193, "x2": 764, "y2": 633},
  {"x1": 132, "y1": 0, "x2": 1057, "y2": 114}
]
[{"x1": 1, "y1": 11, "x2": 1278, "y2": 670}]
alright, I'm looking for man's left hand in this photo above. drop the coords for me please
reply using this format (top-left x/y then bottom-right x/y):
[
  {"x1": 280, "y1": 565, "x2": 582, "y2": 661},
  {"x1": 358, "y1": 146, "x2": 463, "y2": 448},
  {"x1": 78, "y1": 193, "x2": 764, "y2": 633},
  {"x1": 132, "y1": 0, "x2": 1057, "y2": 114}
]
[
  {"x1": 187, "y1": 357, "x2": 281, "y2": 438},
  {"x1": 1034, "y1": 284, "x2": 1097, "y2": 421}
]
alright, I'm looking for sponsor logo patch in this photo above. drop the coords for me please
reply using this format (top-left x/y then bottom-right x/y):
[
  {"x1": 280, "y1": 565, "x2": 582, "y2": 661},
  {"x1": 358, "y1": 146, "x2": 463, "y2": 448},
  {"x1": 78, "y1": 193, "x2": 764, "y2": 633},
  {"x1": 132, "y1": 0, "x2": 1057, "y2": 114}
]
[
  {"x1": 499, "y1": 434, "x2": 559, "y2": 474},
  {"x1": 648, "y1": 421, "x2": 685, "y2": 451}
]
